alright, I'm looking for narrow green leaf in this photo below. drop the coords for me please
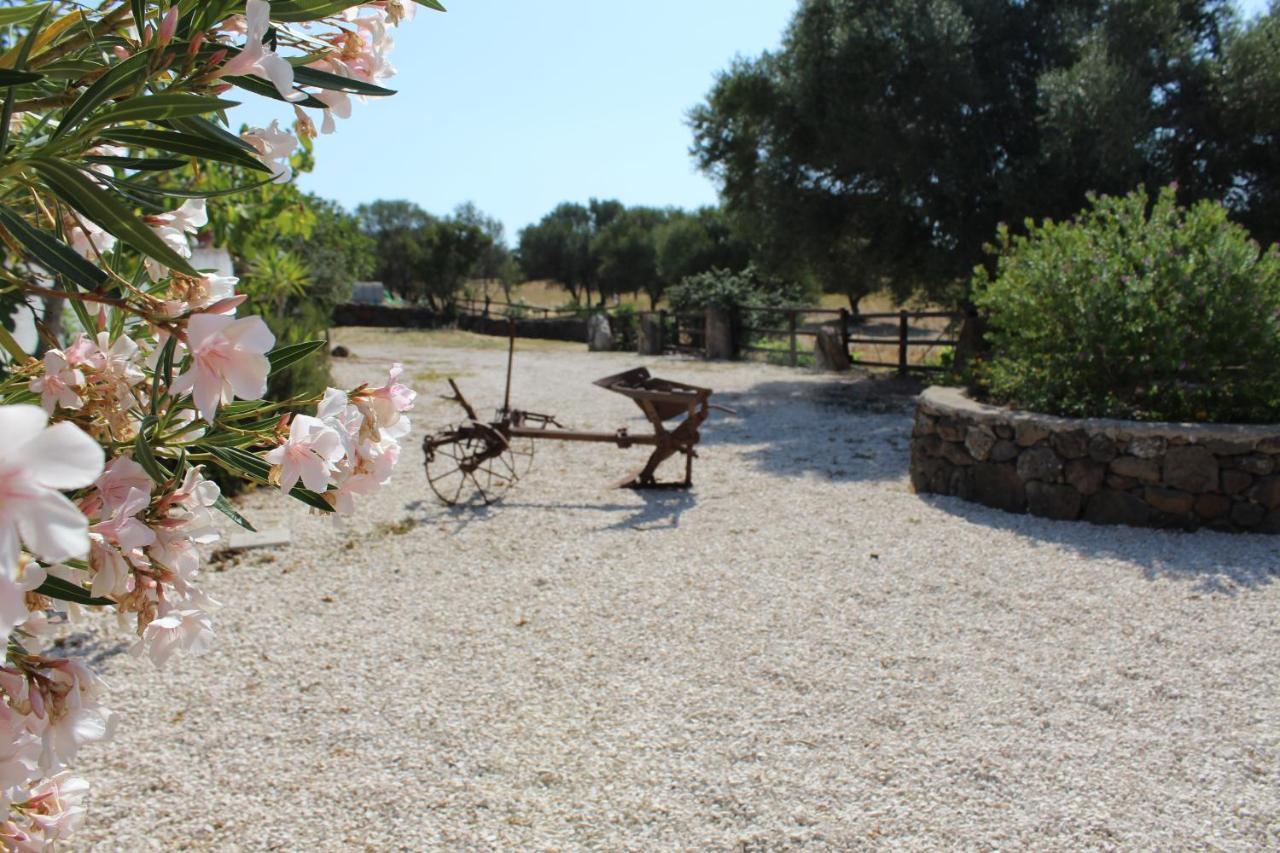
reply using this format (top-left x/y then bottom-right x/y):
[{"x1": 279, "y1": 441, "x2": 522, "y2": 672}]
[
  {"x1": 83, "y1": 154, "x2": 187, "y2": 171},
  {"x1": 291, "y1": 65, "x2": 395, "y2": 97},
  {"x1": 213, "y1": 493, "x2": 256, "y2": 532},
  {"x1": 0, "y1": 69, "x2": 42, "y2": 86},
  {"x1": 0, "y1": 203, "x2": 106, "y2": 290},
  {"x1": 51, "y1": 49, "x2": 152, "y2": 141},
  {"x1": 0, "y1": 4, "x2": 52, "y2": 28},
  {"x1": 0, "y1": 5, "x2": 50, "y2": 156},
  {"x1": 28, "y1": 156, "x2": 201, "y2": 276},
  {"x1": 34, "y1": 574, "x2": 113, "y2": 607},
  {"x1": 201, "y1": 445, "x2": 335, "y2": 513},
  {"x1": 88, "y1": 93, "x2": 239, "y2": 129},
  {"x1": 98, "y1": 127, "x2": 270, "y2": 172},
  {"x1": 224, "y1": 74, "x2": 326, "y2": 108},
  {"x1": 416, "y1": 0, "x2": 447, "y2": 11},
  {"x1": 267, "y1": 340, "x2": 325, "y2": 376},
  {"x1": 166, "y1": 115, "x2": 258, "y2": 153},
  {"x1": 134, "y1": 422, "x2": 174, "y2": 486}
]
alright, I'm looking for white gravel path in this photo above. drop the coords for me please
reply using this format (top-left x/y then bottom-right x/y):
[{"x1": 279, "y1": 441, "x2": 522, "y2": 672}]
[{"x1": 71, "y1": 328, "x2": 1280, "y2": 851}]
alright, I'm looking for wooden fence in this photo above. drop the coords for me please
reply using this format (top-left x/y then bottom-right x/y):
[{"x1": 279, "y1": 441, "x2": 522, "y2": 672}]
[{"x1": 736, "y1": 306, "x2": 964, "y2": 374}]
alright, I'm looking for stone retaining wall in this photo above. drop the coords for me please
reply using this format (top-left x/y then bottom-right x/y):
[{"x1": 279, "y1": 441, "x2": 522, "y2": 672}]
[{"x1": 911, "y1": 387, "x2": 1280, "y2": 532}]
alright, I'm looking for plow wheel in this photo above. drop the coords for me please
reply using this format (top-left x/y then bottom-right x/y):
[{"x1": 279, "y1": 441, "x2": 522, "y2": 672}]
[{"x1": 423, "y1": 422, "x2": 520, "y2": 506}]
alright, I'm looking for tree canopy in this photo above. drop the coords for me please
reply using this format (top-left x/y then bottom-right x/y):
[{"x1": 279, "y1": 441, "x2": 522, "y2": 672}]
[{"x1": 690, "y1": 0, "x2": 1276, "y2": 308}]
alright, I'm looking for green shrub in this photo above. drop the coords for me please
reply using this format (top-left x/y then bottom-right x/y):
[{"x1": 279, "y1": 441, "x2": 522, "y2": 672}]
[
  {"x1": 666, "y1": 265, "x2": 806, "y2": 315},
  {"x1": 973, "y1": 186, "x2": 1280, "y2": 423}
]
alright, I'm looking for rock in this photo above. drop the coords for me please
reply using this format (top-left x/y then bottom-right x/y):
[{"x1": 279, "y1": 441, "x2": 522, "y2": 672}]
[
  {"x1": 936, "y1": 418, "x2": 965, "y2": 442},
  {"x1": 1193, "y1": 494, "x2": 1231, "y2": 521},
  {"x1": 1128, "y1": 436, "x2": 1167, "y2": 459},
  {"x1": 1258, "y1": 436, "x2": 1280, "y2": 455},
  {"x1": 1249, "y1": 476, "x2": 1280, "y2": 510},
  {"x1": 228, "y1": 528, "x2": 292, "y2": 551},
  {"x1": 1026, "y1": 482, "x2": 1083, "y2": 520},
  {"x1": 1017, "y1": 446, "x2": 1063, "y2": 482},
  {"x1": 1260, "y1": 510, "x2": 1280, "y2": 534},
  {"x1": 1065, "y1": 459, "x2": 1106, "y2": 496},
  {"x1": 1239, "y1": 453, "x2": 1275, "y2": 476},
  {"x1": 587, "y1": 313, "x2": 613, "y2": 351},
  {"x1": 1014, "y1": 421, "x2": 1050, "y2": 447},
  {"x1": 1206, "y1": 438, "x2": 1253, "y2": 456},
  {"x1": 964, "y1": 426, "x2": 997, "y2": 462},
  {"x1": 705, "y1": 307, "x2": 735, "y2": 359},
  {"x1": 1162, "y1": 446, "x2": 1219, "y2": 493},
  {"x1": 1231, "y1": 502, "x2": 1266, "y2": 528},
  {"x1": 1109, "y1": 456, "x2": 1160, "y2": 484},
  {"x1": 970, "y1": 463, "x2": 1027, "y2": 513},
  {"x1": 1051, "y1": 430, "x2": 1089, "y2": 460},
  {"x1": 940, "y1": 441, "x2": 976, "y2": 467},
  {"x1": 330, "y1": 345, "x2": 350, "y2": 358},
  {"x1": 1144, "y1": 487, "x2": 1195, "y2": 516},
  {"x1": 813, "y1": 328, "x2": 851, "y2": 371},
  {"x1": 990, "y1": 440, "x2": 1019, "y2": 463},
  {"x1": 913, "y1": 412, "x2": 937, "y2": 438},
  {"x1": 1106, "y1": 474, "x2": 1139, "y2": 491},
  {"x1": 637, "y1": 314, "x2": 664, "y2": 355},
  {"x1": 994, "y1": 425, "x2": 1013, "y2": 440},
  {"x1": 911, "y1": 455, "x2": 953, "y2": 493},
  {"x1": 1085, "y1": 490, "x2": 1151, "y2": 527},
  {"x1": 1088, "y1": 434, "x2": 1119, "y2": 463},
  {"x1": 1221, "y1": 470, "x2": 1253, "y2": 496}
]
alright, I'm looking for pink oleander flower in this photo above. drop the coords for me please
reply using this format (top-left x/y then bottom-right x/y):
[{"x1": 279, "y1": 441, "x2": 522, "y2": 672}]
[
  {"x1": 85, "y1": 456, "x2": 152, "y2": 519},
  {"x1": 364, "y1": 363, "x2": 416, "y2": 431},
  {"x1": 241, "y1": 121, "x2": 299, "y2": 182},
  {"x1": 135, "y1": 609, "x2": 213, "y2": 667},
  {"x1": 216, "y1": 0, "x2": 299, "y2": 101},
  {"x1": 170, "y1": 313, "x2": 275, "y2": 423},
  {"x1": 29, "y1": 351, "x2": 84, "y2": 414},
  {"x1": 265, "y1": 415, "x2": 343, "y2": 493},
  {"x1": 145, "y1": 199, "x2": 207, "y2": 281},
  {"x1": 65, "y1": 217, "x2": 116, "y2": 261},
  {"x1": 17, "y1": 771, "x2": 88, "y2": 843},
  {"x1": 88, "y1": 487, "x2": 155, "y2": 599},
  {"x1": 0, "y1": 406, "x2": 104, "y2": 567}
]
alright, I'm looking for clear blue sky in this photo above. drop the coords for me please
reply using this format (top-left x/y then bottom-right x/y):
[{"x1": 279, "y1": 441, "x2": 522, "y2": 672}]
[{"x1": 240, "y1": 0, "x2": 1271, "y2": 243}]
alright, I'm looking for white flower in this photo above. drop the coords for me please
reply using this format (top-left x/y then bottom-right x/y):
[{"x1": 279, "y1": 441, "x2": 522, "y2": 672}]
[
  {"x1": 217, "y1": 0, "x2": 300, "y2": 101},
  {"x1": 0, "y1": 406, "x2": 104, "y2": 567},
  {"x1": 241, "y1": 121, "x2": 298, "y2": 183},
  {"x1": 29, "y1": 351, "x2": 84, "y2": 414},
  {"x1": 134, "y1": 610, "x2": 213, "y2": 667},
  {"x1": 265, "y1": 415, "x2": 343, "y2": 493},
  {"x1": 146, "y1": 199, "x2": 207, "y2": 281},
  {"x1": 170, "y1": 314, "x2": 276, "y2": 423}
]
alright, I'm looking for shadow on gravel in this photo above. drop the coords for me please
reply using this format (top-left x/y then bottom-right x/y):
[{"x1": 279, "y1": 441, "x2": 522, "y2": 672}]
[
  {"x1": 925, "y1": 495, "x2": 1280, "y2": 593},
  {"x1": 704, "y1": 374, "x2": 920, "y2": 483},
  {"x1": 499, "y1": 491, "x2": 696, "y2": 531}
]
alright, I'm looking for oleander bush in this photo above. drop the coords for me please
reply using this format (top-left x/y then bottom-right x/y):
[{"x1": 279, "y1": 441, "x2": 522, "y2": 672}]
[{"x1": 973, "y1": 187, "x2": 1280, "y2": 423}]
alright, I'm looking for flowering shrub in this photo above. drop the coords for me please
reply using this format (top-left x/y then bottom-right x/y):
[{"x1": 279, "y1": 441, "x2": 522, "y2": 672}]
[
  {"x1": 973, "y1": 186, "x2": 1280, "y2": 423},
  {"x1": 0, "y1": 1, "x2": 432, "y2": 844}
]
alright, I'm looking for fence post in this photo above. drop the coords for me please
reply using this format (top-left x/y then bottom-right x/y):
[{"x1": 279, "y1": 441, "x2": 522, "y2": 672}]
[
  {"x1": 898, "y1": 310, "x2": 909, "y2": 376},
  {"x1": 788, "y1": 310, "x2": 798, "y2": 367},
  {"x1": 839, "y1": 308, "x2": 851, "y2": 362}
]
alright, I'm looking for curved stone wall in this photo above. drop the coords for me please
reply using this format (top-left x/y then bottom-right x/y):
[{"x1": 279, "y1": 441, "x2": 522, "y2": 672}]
[{"x1": 911, "y1": 387, "x2": 1280, "y2": 532}]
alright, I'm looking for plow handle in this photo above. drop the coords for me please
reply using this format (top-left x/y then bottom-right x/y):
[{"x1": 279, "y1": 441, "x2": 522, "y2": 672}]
[{"x1": 445, "y1": 379, "x2": 480, "y2": 421}]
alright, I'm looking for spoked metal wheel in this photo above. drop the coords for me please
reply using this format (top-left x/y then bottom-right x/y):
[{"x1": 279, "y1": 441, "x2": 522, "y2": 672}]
[
  {"x1": 509, "y1": 435, "x2": 535, "y2": 479},
  {"x1": 423, "y1": 422, "x2": 519, "y2": 506}
]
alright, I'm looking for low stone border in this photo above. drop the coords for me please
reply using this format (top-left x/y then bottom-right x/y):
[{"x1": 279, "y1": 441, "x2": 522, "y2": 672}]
[{"x1": 911, "y1": 387, "x2": 1280, "y2": 532}]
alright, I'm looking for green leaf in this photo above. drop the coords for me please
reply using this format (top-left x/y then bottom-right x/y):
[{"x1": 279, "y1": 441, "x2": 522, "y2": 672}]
[
  {"x1": 213, "y1": 493, "x2": 256, "y2": 532},
  {"x1": 166, "y1": 115, "x2": 259, "y2": 154},
  {"x1": 34, "y1": 574, "x2": 113, "y2": 607},
  {"x1": 83, "y1": 154, "x2": 187, "y2": 171},
  {"x1": 87, "y1": 93, "x2": 239, "y2": 130},
  {"x1": 0, "y1": 203, "x2": 106, "y2": 290},
  {"x1": 267, "y1": 339, "x2": 326, "y2": 376},
  {"x1": 224, "y1": 74, "x2": 326, "y2": 109},
  {"x1": 93, "y1": 171, "x2": 275, "y2": 199},
  {"x1": 134, "y1": 420, "x2": 174, "y2": 485},
  {"x1": 416, "y1": 0, "x2": 447, "y2": 11},
  {"x1": 201, "y1": 445, "x2": 335, "y2": 513},
  {"x1": 51, "y1": 49, "x2": 152, "y2": 141},
  {"x1": 0, "y1": 69, "x2": 42, "y2": 86},
  {"x1": 98, "y1": 127, "x2": 270, "y2": 172},
  {"x1": 291, "y1": 65, "x2": 395, "y2": 97},
  {"x1": 28, "y1": 156, "x2": 201, "y2": 276},
  {"x1": 269, "y1": 1, "x2": 372, "y2": 21},
  {"x1": 0, "y1": 4, "x2": 52, "y2": 28},
  {"x1": 0, "y1": 5, "x2": 50, "y2": 156}
]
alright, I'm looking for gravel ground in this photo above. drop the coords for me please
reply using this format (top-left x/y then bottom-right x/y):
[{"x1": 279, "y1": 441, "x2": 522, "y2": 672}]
[{"x1": 72, "y1": 328, "x2": 1280, "y2": 851}]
